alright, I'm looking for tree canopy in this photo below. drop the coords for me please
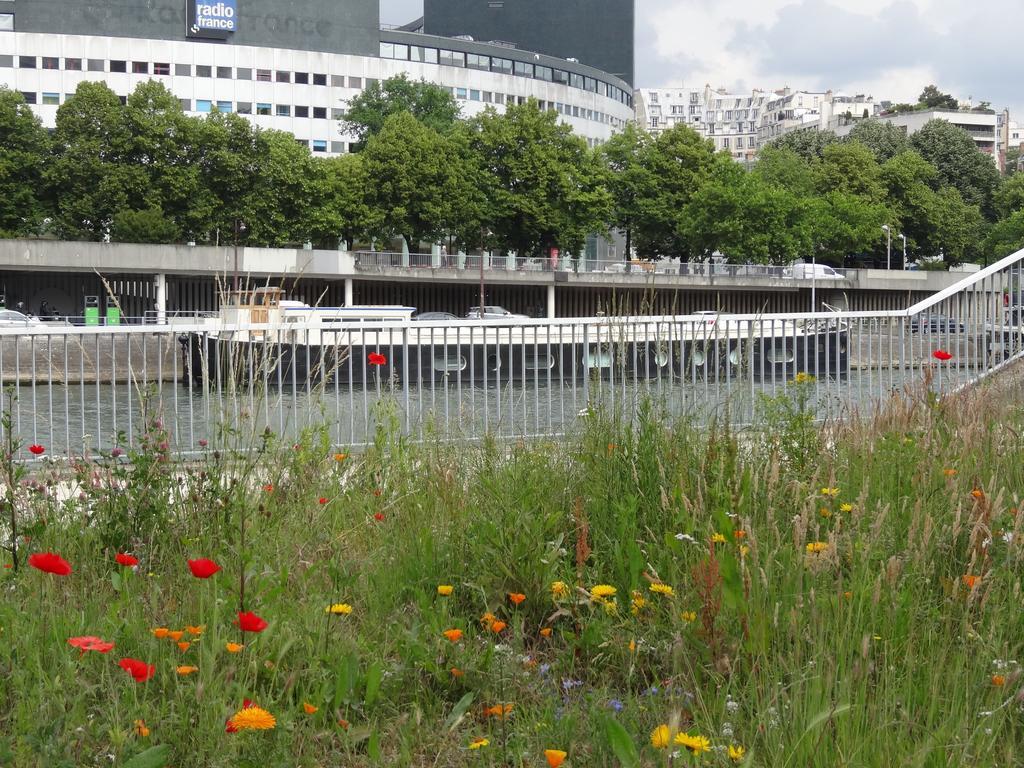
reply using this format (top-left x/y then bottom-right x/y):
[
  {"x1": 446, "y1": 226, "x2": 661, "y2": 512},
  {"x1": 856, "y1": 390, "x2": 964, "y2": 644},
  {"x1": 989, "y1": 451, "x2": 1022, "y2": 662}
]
[{"x1": 341, "y1": 74, "x2": 461, "y2": 145}]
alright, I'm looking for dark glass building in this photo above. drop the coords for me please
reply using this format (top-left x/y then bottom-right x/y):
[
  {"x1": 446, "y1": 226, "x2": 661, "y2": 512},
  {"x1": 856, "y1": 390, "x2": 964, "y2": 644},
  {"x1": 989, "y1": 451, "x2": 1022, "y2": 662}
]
[{"x1": 422, "y1": 0, "x2": 635, "y2": 85}]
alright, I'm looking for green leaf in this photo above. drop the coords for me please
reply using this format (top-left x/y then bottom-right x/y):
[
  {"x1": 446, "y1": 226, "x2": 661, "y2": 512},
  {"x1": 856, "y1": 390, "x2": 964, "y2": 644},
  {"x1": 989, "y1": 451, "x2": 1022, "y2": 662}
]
[
  {"x1": 601, "y1": 715, "x2": 639, "y2": 767},
  {"x1": 122, "y1": 745, "x2": 171, "y2": 768},
  {"x1": 801, "y1": 702, "x2": 851, "y2": 736},
  {"x1": 364, "y1": 661, "x2": 383, "y2": 707},
  {"x1": 444, "y1": 692, "x2": 476, "y2": 732},
  {"x1": 110, "y1": 570, "x2": 121, "y2": 593},
  {"x1": 367, "y1": 730, "x2": 381, "y2": 761}
]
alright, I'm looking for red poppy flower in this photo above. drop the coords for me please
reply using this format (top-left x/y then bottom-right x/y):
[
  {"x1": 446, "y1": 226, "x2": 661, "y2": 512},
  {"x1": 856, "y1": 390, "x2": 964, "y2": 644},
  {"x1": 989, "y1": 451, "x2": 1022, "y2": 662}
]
[
  {"x1": 188, "y1": 558, "x2": 221, "y2": 579},
  {"x1": 115, "y1": 553, "x2": 139, "y2": 567},
  {"x1": 235, "y1": 611, "x2": 269, "y2": 633},
  {"x1": 367, "y1": 352, "x2": 387, "y2": 366},
  {"x1": 263, "y1": 483, "x2": 274, "y2": 493},
  {"x1": 28, "y1": 444, "x2": 45, "y2": 456},
  {"x1": 374, "y1": 512, "x2": 385, "y2": 521},
  {"x1": 118, "y1": 658, "x2": 155, "y2": 682},
  {"x1": 318, "y1": 497, "x2": 328, "y2": 505},
  {"x1": 28, "y1": 552, "x2": 72, "y2": 575},
  {"x1": 68, "y1": 635, "x2": 114, "y2": 653},
  {"x1": 933, "y1": 349, "x2": 953, "y2": 361}
]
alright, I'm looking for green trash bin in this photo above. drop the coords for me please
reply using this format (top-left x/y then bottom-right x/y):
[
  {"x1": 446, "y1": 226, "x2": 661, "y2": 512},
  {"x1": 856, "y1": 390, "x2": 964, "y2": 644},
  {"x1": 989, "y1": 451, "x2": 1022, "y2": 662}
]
[
  {"x1": 106, "y1": 306, "x2": 121, "y2": 326},
  {"x1": 84, "y1": 295, "x2": 100, "y2": 326}
]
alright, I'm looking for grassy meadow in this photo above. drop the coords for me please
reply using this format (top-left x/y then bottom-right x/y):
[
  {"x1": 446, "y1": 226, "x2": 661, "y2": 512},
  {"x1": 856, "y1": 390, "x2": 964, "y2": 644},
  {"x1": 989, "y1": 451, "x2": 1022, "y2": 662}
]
[{"x1": 2, "y1": 374, "x2": 1024, "y2": 767}]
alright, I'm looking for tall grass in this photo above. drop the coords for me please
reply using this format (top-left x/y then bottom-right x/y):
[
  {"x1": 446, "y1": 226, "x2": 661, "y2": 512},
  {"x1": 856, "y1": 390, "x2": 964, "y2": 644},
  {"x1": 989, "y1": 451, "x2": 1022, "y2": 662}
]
[{"x1": 2, "y1": 371, "x2": 1024, "y2": 767}]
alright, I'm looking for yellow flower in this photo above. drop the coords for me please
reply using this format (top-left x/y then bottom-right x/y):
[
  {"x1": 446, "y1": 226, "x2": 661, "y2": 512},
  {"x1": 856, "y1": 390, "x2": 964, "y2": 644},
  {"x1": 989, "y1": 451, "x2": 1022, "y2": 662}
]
[
  {"x1": 602, "y1": 599, "x2": 618, "y2": 615},
  {"x1": 631, "y1": 591, "x2": 647, "y2": 614},
  {"x1": 437, "y1": 585, "x2": 454, "y2": 596},
  {"x1": 819, "y1": 507, "x2": 832, "y2": 518},
  {"x1": 133, "y1": 720, "x2": 150, "y2": 738},
  {"x1": 551, "y1": 581, "x2": 569, "y2": 599},
  {"x1": 326, "y1": 603, "x2": 353, "y2": 615},
  {"x1": 590, "y1": 584, "x2": 617, "y2": 599},
  {"x1": 728, "y1": 744, "x2": 746, "y2": 761},
  {"x1": 675, "y1": 732, "x2": 711, "y2": 754},
  {"x1": 185, "y1": 625, "x2": 204, "y2": 636},
  {"x1": 839, "y1": 503, "x2": 853, "y2": 513},
  {"x1": 681, "y1": 611, "x2": 697, "y2": 623},
  {"x1": 739, "y1": 545, "x2": 749, "y2": 557},
  {"x1": 712, "y1": 533, "x2": 727, "y2": 544},
  {"x1": 176, "y1": 665, "x2": 198, "y2": 676},
  {"x1": 650, "y1": 724, "x2": 673, "y2": 749},
  {"x1": 468, "y1": 737, "x2": 490, "y2": 750},
  {"x1": 806, "y1": 542, "x2": 829, "y2": 554},
  {"x1": 794, "y1": 371, "x2": 814, "y2": 384},
  {"x1": 225, "y1": 642, "x2": 244, "y2": 653},
  {"x1": 628, "y1": 639, "x2": 636, "y2": 653},
  {"x1": 150, "y1": 627, "x2": 169, "y2": 639},
  {"x1": 303, "y1": 702, "x2": 319, "y2": 714},
  {"x1": 649, "y1": 583, "x2": 674, "y2": 597},
  {"x1": 228, "y1": 706, "x2": 276, "y2": 731}
]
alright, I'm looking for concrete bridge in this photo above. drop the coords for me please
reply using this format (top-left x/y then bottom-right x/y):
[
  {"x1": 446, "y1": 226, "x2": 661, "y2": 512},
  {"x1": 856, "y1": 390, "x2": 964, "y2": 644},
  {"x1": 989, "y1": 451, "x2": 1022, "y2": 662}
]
[{"x1": 0, "y1": 238, "x2": 978, "y2": 321}]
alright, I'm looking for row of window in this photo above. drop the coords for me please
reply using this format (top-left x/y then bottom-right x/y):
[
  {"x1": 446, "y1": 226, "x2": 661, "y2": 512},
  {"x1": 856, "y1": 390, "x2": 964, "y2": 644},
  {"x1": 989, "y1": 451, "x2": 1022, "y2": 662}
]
[{"x1": 378, "y1": 41, "x2": 632, "y2": 107}]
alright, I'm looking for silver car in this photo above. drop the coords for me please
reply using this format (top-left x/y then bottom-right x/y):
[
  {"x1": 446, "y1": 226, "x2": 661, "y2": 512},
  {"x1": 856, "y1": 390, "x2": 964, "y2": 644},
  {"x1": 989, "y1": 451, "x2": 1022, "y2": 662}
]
[
  {"x1": 465, "y1": 305, "x2": 529, "y2": 320},
  {"x1": 0, "y1": 310, "x2": 42, "y2": 327}
]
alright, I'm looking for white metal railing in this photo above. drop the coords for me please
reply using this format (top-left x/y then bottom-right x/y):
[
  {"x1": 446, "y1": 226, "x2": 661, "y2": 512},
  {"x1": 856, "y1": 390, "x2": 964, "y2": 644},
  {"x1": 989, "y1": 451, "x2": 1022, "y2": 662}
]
[{"x1": 1, "y1": 248, "x2": 1020, "y2": 458}]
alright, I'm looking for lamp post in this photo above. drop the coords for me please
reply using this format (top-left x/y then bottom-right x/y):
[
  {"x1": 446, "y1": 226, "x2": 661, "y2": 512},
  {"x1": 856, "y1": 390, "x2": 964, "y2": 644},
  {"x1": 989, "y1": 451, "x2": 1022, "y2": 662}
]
[
  {"x1": 898, "y1": 233, "x2": 907, "y2": 270},
  {"x1": 232, "y1": 219, "x2": 246, "y2": 294},
  {"x1": 881, "y1": 224, "x2": 891, "y2": 270}
]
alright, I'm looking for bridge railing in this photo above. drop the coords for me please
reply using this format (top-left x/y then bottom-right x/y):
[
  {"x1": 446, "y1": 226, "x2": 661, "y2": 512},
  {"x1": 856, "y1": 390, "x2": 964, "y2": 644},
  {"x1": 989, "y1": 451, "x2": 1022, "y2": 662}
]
[{"x1": 1, "y1": 248, "x2": 1020, "y2": 458}]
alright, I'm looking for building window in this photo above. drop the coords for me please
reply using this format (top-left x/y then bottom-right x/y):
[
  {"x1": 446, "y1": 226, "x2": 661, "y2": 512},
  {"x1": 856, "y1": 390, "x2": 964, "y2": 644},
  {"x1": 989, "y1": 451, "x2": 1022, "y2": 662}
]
[
  {"x1": 179, "y1": 99, "x2": 191, "y2": 111},
  {"x1": 132, "y1": 61, "x2": 148, "y2": 74},
  {"x1": 216, "y1": 100, "x2": 232, "y2": 113},
  {"x1": 175, "y1": 63, "x2": 190, "y2": 76},
  {"x1": 256, "y1": 69, "x2": 271, "y2": 82},
  {"x1": 196, "y1": 65, "x2": 211, "y2": 78},
  {"x1": 41, "y1": 92, "x2": 59, "y2": 105},
  {"x1": 196, "y1": 99, "x2": 212, "y2": 113},
  {"x1": 256, "y1": 103, "x2": 271, "y2": 115},
  {"x1": 572, "y1": 106, "x2": 579, "y2": 117},
  {"x1": 467, "y1": 53, "x2": 490, "y2": 71},
  {"x1": 536, "y1": 65, "x2": 552, "y2": 81},
  {"x1": 295, "y1": 105, "x2": 309, "y2": 117},
  {"x1": 455, "y1": 87, "x2": 467, "y2": 100},
  {"x1": 295, "y1": 139, "x2": 307, "y2": 147},
  {"x1": 348, "y1": 76, "x2": 362, "y2": 89},
  {"x1": 723, "y1": 138, "x2": 730, "y2": 148},
  {"x1": 19, "y1": 56, "x2": 36, "y2": 69},
  {"x1": 275, "y1": 70, "x2": 290, "y2": 83},
  {"x1": 470, "y1": 89, "x2": 480, "y2": 101},
  {"x1": 514, "y1": 61, "x2": 533, "y2": 77},
  {"x1": 331, "y1": 107, "x2": 344, "y2": 120},
  {"x1": 216, "y1": 65, "x2": 231, "y2": 79},
  {"x1": 0, "y1": 13, "x2": 13, "y2": 31},
  {"x1": 276, "y1": 104, "x2": 290, "y2": 117},
  {"x1": 393, "y1": 44, "x2": 409, "y2": 60},
  {"x1": 422, "y1": 47, "x2": 438, "y2": 64},
  {"x1": 236, "y1": 101, "x2": 251, "y2": 114},
  {"x1": 482, "y1": 91, "x2": 492, "y2": 103},
  {"x1": 313, "y1": 73, "x2": 327, "y2": 85},
  {"x1": 313, "y1": 140, "x2": 327, "y2": 152},
  {"x1": 494, "y1": 93, "x2": 505, "y2": 104},
  {"x1": 42, "y1": 56, "x2": 59, "y2": 70},
  {"x1": 294, "y1": 71, "x2": 309, "y2": 84},
  {"x1": 154, "y1": 62, "x2": 170, "y2": 75},
  {"x1": 64, "y1": 58, "x2": 82, "y2": 70},
  {"x1": 365, "y1": 78, "x2": 377, "y2": 87},
  {"x1": 569, "y1": 72, "x2": 583, "y2": 89},
  {"x1": 313, "y1": 106, "x2": 326, "y2": 119},
  {"x1": 20, "y1": 91, "x2": 36, "y2": 104},
  {"x1": 553, "y1": 69, "x2": 568, "y2": 85},
  {"x1": 331, "y1": 141, "x2": 345, "y2": 154},
  {"x1": 236, "y1": 67, "x2": 251, "y2": 80},
  {"x1": 439, "y1": 50, "x2": 465, "y2": 67},
  {"x1": 491, "y1": 57, "x2": 512, "y2": 74},
  {"x1": 379, "y1": 42, "x2": 394, "y2": 58}
]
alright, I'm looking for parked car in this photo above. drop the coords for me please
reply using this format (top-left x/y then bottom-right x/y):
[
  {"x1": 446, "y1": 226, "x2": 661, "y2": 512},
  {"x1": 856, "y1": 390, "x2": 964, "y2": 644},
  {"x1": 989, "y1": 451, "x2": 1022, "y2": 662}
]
[
  {"x1": 910, "y1": 314, "x2": 964, "y2": 333},
  {"x1": 465, "y1": 305, "x2": 529, "y2": 320},
  {"x1": 414, "y1": 311, "x2": 460, "y2": 322},
  {"x1": 0, "y1": 309, "x2": 42, "y2": 327},
  {"x1": 787, "y1": 263, "x2": 844, "y2": 280}
]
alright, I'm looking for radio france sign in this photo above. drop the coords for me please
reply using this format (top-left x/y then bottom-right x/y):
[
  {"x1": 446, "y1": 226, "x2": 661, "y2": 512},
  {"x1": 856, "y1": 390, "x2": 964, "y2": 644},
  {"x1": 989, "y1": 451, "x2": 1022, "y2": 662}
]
[{"x1": 186, "y1": 0, "x2": 237, "y2": 39}]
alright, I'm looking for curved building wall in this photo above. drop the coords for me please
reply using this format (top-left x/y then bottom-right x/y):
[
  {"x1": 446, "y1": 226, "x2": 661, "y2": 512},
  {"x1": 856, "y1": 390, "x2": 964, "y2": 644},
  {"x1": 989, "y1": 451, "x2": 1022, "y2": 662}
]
[{"x1": 0, "y1": 29, "x2": 634, "y2": 152}]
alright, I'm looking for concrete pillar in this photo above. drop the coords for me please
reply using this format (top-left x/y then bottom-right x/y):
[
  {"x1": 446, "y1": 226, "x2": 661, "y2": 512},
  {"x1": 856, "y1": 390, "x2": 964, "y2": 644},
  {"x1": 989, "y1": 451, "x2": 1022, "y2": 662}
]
[
  {"x1": 547, "y1": 284, "x2": 556, "y2": 319},
  {"x1": 431, "y1": 242, "x2": 441, "y2": 268},
  {"x1": 401, "y1": 238, "x2": 410, "y2": 268},
  {"x1": 154, "y1": 273, "x2": 167, "y2": 324},
  {"x1": 344, "y1": 278, "x2": 354, "y2": 307}
]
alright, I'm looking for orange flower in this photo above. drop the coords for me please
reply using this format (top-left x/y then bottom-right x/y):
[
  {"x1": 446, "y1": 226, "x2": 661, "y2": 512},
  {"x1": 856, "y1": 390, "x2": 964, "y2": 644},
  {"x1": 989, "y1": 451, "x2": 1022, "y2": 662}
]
[
  {"x1": 338, "y1": 718, "x2": 350, "y2": 730},
  {"x1": 151, "y1": 627, "x2": 169, "y2": 639},
  {"x1": 133, "y1": 720, "x2": 150, "y2": 738},
  {"x1": 303, "y1": 702, "x2": 319, "y2": 714},
  {"x1": 167, "y1": 630, "x2": 184, "y2": 642},
  {"x1": 943, "y1": 468, "x2": 957, "y2": 477},
  {"x1": 539, "y1": 627, "x2": 553, "y2": 638},
  {"x1": 606, "y1": 443, "x2": 617, "y2": 456},
  {"x1": 176, "y1": 665, "x2": 199, "y2": 676},
  {"x1": 963, "y1": 574, "x2": 980, "y2": 589},
  {"x1": 992, "y1": 675, "x2": 1006, "y2": 687},
  {"x1": 443, "y1": 629, "x2": 463, "y2": 643},
  {"x1": 490, "y1": 620, "x2": 507, "y2": 634},
  {"x1": 480, "y1": 612, "x2": 496, "y2": 629},
  {"x1": 545, "y1": 749, "x2": 568, "y2": 768},
  {"x1": 185, "y1": 625, "x2": 204, "y2": 636},
  {"x1": 225, "y1": 642, "x2": 244, "y2": 653},
  {"x1": 484, "y1": 703, "x2": 513, "y2": 719},
  {"x1": 176, "y1": 641, "x2": 190, "y2": 652},
  {"x1": 508, "y1": 592, "x2": 526, "y2": 606},
  {"x1": 733, "y1": 529, "x2": 746, "y2": 539},
  {"x1": 971, "y1": 488, "x2": 985, "y2": 500},
  {"x1": 450, "y1": 667, "x2": 464, "y2": 678},
  {"x1": 333, "y1": 453, "x2": 348, "y2": 462}
]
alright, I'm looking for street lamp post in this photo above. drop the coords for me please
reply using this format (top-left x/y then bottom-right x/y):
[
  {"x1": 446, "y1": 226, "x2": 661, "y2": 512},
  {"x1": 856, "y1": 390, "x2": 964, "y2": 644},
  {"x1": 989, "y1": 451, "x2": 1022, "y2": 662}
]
[
  {"x1": 898, "y1": 233, "x2": 907, "y2": 270},
  {"x1": 233, "y1": 219, "x2": 246, "y2": 294},
  {"x1": 882, "y1": 224, "x2": 891, "y2": 270}
]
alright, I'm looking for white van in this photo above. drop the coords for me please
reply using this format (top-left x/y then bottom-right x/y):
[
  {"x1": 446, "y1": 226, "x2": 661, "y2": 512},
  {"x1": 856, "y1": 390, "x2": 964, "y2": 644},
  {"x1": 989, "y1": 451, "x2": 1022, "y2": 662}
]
[{"x1": 788, "y1": 263, "x2": 843, "y2": 280}]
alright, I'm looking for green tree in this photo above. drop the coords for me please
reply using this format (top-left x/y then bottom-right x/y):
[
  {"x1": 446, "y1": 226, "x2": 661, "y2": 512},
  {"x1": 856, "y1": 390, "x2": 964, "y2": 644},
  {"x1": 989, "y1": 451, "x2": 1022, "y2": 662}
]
[
  {"x1": 1005, "y1": 146, "x2": 1021, "y2": 177},
  {"x1": 304, "y1": 154, "x2": 379, "y2": 250},
  {"x1": 909, "y1": 119, "x2": 1000, "y2": 216},
  {"x1": 752, "y1": 147, "x2": 816, "y2": 196},
  {"x1": 814, "y1": 142, "x2": 888, "y2": 204},
  {"x1": 466, "y1": 100, "x2": 611, "y2": 258},
  {"x1": 918, "y1": 85, "x2": 959, "y2": 110},
  {"x1": 806, "y1": 192, "x2": 890, "y2": 264},
  {"x1": 984, "y1": 210, "x2": 1024, "y2": 260},
  {"x1": 361, "y1": 111, "x2": 470, "y2": 252},
  {"x1": 201, "y1": 112, "x2": 265, "y2": 244},
  {"x1": 0, "y1": 88, "x2": 50, "y2": 236},
  {"x1": 341, "y1": 74, "x2": 461, "y2": 146},
  {"x1": 993, "y1": 173, "x2": 1024, "y2": 219},
  {"x1": 110, "y1": 205, "x2": 180, "y2": 243},
  {"x1": 844, "y1": 120, "x2": 910, "y2": 162},
  {"x1": 245, "y1": 130, "x2": 317, "y2": 247},
  {"x1": 766, "y1": 129, "x2": 839, "y2": 161},
  {"x1": 599, "y1": 122, "x2": 657, "y2": 261}
]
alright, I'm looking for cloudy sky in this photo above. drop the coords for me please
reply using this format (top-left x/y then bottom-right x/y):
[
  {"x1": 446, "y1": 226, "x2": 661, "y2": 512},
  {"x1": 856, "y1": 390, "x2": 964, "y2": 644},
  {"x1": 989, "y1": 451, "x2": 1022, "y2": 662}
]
[{"x1": 382, "y1": 0, "x2": 1019, "y2": 114}]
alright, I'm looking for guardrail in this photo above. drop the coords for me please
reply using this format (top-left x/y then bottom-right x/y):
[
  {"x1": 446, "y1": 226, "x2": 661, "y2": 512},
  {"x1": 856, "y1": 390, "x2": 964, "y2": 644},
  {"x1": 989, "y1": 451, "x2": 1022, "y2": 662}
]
[{"x1": 1, "y1": 247, "x2": 1019, "y2": 457}]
